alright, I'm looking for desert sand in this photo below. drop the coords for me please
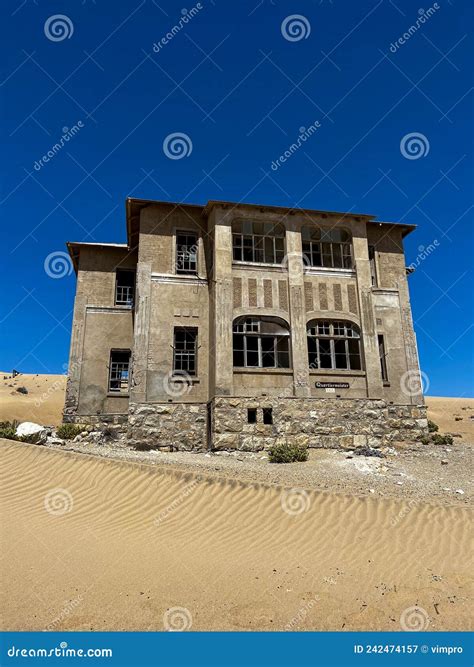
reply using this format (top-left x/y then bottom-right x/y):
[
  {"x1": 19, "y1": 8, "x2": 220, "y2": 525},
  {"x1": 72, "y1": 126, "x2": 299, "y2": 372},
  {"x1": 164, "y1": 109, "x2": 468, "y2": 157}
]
[
  {"x1": 0, "y1": 439, "x2": 472, "y2": 632},
  {"x1": 0, "y1": 372, "x2": 66, "y2": 426}
]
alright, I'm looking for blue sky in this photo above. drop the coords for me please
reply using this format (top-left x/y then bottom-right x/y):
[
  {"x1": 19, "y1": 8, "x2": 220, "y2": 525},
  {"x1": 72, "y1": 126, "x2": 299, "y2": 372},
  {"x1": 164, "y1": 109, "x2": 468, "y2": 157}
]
[{"x1": 1, "y1": 0, "x2": 473, "y2": 396}]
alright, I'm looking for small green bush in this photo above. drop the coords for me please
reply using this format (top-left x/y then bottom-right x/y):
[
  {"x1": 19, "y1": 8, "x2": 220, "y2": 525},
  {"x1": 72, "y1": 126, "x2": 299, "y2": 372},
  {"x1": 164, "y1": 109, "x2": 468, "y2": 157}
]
[
  {"x1": 420, "y1": 432, "x2": 453, "y2": 446},
  {"x1": 268, "y1": 442, "x2": 308, "y2": 464},
  {"x1": 0, "y1": 421, "x2": 19, "y2": 441},
  {"x1": 56, "y1": 423, "x2": 83, "y2": 440},
  {"x1": 428, "y1": 420, "x2": 439, "y2": 433},
  {"x1": 431, "y1": 433, "x2": 453, "y2": 446}
]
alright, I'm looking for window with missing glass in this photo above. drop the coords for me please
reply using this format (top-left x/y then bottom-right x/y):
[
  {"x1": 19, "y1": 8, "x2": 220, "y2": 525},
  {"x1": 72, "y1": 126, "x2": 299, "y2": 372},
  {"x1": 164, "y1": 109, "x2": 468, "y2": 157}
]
[
  {"x1": 232, "y1": 221, "x2": 285, "y2": 264},
  {"x1": 176, "y1": 231, "x2": 198, "y2": 274},
  {"x1": 108, "y1": 350, "x2": 131, "y2": 393},
  {"x1": 307, "y1": 320, "x2": 361, "y2": 370},
  {"x1": 302, "y1": 227, "x2": 353, "y2": 269},
  {"x1": 233, "y1": 317, "x2": 291, "y2": 368},
  {"x1": 173, "y1": 327, "x2": 197, "y2": 375},
  {"x1": 115, "y1": 270, "x2": 135, "y2": 305}
]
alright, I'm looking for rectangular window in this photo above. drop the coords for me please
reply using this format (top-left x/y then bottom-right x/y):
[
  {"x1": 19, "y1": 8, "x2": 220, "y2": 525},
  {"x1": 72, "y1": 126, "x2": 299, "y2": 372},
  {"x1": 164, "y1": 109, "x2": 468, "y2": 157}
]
[
  {"x1": 173, "y1": 328, "x2": 197, "y2": 375},
  {"x1": 247, "y1": 408, "x2": 257, "y2": 424},
  {"x1": 115, "y1": 270, "x2": 135, "y2": 305},
  {"x1": 108, "y1": 350, "x2": 131, "y2": 393},
  {"x1": 262, "y1": 407, "x2": 273, "y2": 425},
  {"x1": 176, "y1": 232, "x2": 198, "y2": 275},
  {"x1": 378, "y1": 334, "x2": 388, "y2": 382}
]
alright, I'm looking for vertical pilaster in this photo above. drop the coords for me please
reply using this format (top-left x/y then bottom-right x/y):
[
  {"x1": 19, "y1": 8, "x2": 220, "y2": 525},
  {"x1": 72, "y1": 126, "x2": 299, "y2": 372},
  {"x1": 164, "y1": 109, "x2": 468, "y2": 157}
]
[
  {"x1": 63, "y1": 278, "x2": 86, "y2": 418},
  {"x1": 210, "y1": 210, "x2": 233, "y2": 396},
  {"x1": 130, "y1": 260, "x2": 151, "y2": 404},
  {"x1": 286, "y1": 225, "x2": 310, "y2": 397},
  {"x1": 353, "y1": 233, "x2": 383, "y2": 399}
]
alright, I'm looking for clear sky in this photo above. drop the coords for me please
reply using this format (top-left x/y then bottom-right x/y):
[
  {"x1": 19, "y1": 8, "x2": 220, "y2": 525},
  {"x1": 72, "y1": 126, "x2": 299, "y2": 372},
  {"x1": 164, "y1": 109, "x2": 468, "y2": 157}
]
[{"x1": 1, "y1": 0, "x2": 473, "y2": 397}]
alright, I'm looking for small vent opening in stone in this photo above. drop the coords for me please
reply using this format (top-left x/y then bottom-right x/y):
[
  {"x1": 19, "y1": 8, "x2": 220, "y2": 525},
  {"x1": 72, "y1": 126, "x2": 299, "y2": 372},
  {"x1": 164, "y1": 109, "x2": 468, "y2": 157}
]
[
  {"x1": 263, "y1": 407, "x2": 273, "y2": 425},
  {"x1": 247, "y1": 408, "x2": 257, "y2": 424}
]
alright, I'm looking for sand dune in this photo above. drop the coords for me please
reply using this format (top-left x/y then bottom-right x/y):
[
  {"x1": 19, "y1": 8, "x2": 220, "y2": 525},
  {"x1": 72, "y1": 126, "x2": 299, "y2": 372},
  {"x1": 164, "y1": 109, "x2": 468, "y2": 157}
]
[
  {"x1": 1, "y1": 440, "x2": 471, "y2": 631},
  {"x1": 425, "y1": 396, "x2": 474, "y2": 443},
  {"x1": 0, "y1": 372, "x2": 66, "y2": 426}
]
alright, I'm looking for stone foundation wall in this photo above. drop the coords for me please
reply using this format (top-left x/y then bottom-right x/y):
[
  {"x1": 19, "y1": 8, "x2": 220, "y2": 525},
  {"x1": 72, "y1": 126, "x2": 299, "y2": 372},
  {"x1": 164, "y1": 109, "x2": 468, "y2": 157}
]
[
  {"x1": 62, "y1": 413, "x2": 128, "y2": 428},
  {"x1": 62, "y1": 398, "x2": 428, "y2": 452},
  {"x1": 211, "y1": 397, "x2": 428, "y2": 451},
  {"x1": 127, "y1": 402, "x2": 207, "y2": 451}
]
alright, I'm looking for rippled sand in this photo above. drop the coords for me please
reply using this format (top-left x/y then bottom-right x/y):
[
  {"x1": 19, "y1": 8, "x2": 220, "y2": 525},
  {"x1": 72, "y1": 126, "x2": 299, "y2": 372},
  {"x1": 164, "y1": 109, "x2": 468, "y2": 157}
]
[{"x1": 1, "y1": 440, "x2": 471, "y2": 631}]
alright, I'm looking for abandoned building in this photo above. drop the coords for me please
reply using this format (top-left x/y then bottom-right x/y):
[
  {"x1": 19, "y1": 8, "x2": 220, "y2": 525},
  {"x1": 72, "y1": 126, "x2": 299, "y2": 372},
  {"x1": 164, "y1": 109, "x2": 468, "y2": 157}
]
[{"x1": 64, "y1": 198, "x2": 427, "y2": 451}]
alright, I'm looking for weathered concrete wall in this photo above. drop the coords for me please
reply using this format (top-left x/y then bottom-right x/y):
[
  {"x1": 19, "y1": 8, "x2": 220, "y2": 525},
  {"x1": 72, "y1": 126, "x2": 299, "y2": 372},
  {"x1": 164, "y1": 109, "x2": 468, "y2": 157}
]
[
  {"x1": 212, "y1": 397, "x2": 428, "y2": 451},
  {"x1": 64, "y1": 246, "x2": 137, "y2": 418}
]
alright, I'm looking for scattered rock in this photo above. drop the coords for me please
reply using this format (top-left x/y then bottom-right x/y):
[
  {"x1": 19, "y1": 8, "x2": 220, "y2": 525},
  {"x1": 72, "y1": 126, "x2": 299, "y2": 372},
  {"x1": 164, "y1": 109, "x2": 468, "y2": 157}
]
[
  {"x1": 46, "y1": 436, "x2": 65, "y2": 446},
  {"x1": 353, "y1": 447, "x2": 384, "y2": 458},
  {"x1": 455, "y1": 489, "x2": 465, "y2": 495},
  {"x1": 16, "y1": 386, "x2": 28, "y2": 395},
  {"x1": 441, "y1": 460, "x2": 448, "y2": 465},
  {"x1": 15, "y1": 422, "x2": 48, "y2": 444}
]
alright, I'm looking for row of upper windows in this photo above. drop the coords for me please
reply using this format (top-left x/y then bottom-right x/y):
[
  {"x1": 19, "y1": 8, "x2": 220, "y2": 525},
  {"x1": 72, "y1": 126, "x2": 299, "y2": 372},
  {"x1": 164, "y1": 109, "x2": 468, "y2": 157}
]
[
  {"x1": 113, "y1": 225, "x2": 373, "y2": 304},
  {"x1": 173, "y1": 225, "x2": 355, "y2": 276}
]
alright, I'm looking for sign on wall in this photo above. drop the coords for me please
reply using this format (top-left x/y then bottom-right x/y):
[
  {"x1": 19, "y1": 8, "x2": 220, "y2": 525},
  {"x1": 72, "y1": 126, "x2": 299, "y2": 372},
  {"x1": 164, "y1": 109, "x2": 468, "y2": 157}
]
[{"x1": 315, "y1": 381, "x2": 350, "y2": 389}]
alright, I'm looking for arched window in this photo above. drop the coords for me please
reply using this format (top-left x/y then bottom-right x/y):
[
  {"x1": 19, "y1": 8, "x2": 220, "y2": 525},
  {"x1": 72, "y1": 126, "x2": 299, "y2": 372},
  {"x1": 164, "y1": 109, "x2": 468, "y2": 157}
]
[
  {"x1": 233, "y1": 317, "x2": 291, "y2": 368},
  {"x1": 307, "y1": 320, "x2": 361, "y2": 370},
  {"x1": 232, "y1": 221, "x2": 285, "y2": 264},
  {"x1": 302, "y1": 227, "x2": 352, "y2": 269}
]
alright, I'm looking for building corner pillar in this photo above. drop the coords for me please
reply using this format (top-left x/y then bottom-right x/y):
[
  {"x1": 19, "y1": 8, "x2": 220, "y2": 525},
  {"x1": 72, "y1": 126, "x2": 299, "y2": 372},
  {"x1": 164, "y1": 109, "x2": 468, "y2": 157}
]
[{"x1": 353, "y1": 235, "x2": 383, "y2": 399}]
